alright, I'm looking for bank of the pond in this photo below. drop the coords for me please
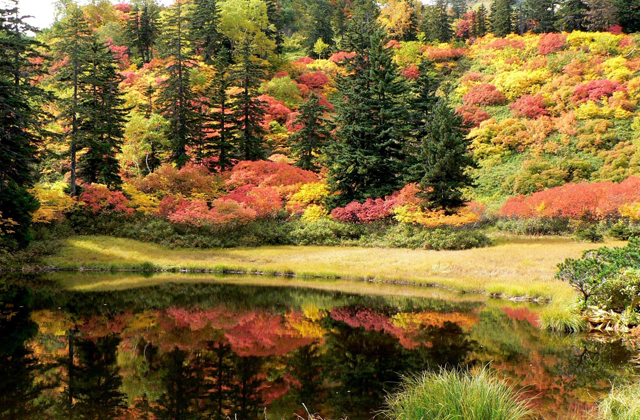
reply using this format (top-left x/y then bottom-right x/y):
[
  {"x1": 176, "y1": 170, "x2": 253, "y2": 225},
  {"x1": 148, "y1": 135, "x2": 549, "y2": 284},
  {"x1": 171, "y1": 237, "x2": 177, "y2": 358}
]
[{"x1": 41, "y1": 235, "x2": 625, "y2": 303}]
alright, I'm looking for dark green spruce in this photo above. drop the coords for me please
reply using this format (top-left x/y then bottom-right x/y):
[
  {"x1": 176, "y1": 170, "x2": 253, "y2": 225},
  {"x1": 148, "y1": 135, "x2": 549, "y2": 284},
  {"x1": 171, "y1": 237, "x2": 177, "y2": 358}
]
[{"x1": 288, "y1": 92, "x2": 330, "y2": 172}]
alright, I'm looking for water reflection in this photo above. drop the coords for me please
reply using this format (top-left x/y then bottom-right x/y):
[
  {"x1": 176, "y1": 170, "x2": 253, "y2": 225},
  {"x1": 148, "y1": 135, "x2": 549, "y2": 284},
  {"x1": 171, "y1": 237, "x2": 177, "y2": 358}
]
[{"x1": 0, "y1": 274, "x2": 637, "y2": 420}]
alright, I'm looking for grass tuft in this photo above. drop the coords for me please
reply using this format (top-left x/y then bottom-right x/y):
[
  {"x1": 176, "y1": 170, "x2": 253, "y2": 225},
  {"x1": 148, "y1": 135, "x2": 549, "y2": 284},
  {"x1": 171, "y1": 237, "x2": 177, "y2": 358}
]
[
  {"x1": 599, "y1": 383, "x2": 640, "y2": 420},
  {"x1": 384, "y1": 367, "x2": 533, "y2": 420},
  {"x1": 539, "y1": 302, "x2": 587, "y2": 333}
]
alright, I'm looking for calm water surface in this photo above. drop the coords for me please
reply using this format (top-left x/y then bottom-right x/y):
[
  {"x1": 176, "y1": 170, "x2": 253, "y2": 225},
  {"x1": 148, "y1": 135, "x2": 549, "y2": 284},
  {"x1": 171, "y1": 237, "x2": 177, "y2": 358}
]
[{"x1": 0, "y1": 272, "x2": 638, "y2": 420}]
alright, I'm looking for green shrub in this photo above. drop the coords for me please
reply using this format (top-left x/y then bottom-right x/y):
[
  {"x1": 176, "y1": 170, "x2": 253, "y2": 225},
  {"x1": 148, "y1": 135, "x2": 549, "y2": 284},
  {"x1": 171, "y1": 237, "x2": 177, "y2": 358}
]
[
  {"x1": 574, "y1": 225, "x2": 604, "y2": 243},
  {"x1": 556, "y1": 238, "x2": 640, "y2": 312},
  {"x1": 495, "y1": 218, "x2": 572, "y2": 235},
  {"x1": 289, "y1": 219, "x2": 363, "y2": 245},
  {"x1": 385, "y1": 368, "x2": 532, "y2": 420},
  {"x1": 599, "y1": 383, "x2": 640, "y2": 420},
  {"x1": 608, "y1": 221, "x2": 640, "y2": 240}
]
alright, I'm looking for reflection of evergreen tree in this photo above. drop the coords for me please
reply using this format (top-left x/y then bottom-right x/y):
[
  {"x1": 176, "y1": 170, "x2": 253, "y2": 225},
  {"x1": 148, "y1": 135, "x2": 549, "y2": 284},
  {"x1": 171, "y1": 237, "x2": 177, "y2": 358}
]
[
  {"x1": 228, "y1": 356, "x2": 264, "y2": 420},
  {"x1": 202, "y1": 341, "x2": 234, "y2": 420},
  {"x1": 287, "y1": 343, "x2": 324, "y2": 410},
  {"x1": 323, "y1": 322, "x2": 409, "y2": 415},
  {"x1": 74, "y1": 334, "x2": 126, "y2": 420},
  {"x1": 0, "y1": 286, "x2": 46, "y2": 419},
  {"x1": 154, "y1": 347, "x2": 205, "y2": 420}
]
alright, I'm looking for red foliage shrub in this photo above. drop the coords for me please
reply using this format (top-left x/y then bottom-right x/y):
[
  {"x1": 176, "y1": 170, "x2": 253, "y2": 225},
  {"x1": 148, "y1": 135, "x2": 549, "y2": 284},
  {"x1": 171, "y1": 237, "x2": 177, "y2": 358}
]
[
  {"x1": 79, "y1": 184, "x2": 133, "y2": 215},
  {"x1": 403, "y1": 65, "x2": 420, "y2": 80},
  {"x1": 167, "y1": 198, "x2": 257, "y2": 226},
  {"x1": 609, "y1": 25, "x2": 623, "y2": 34},
  {"x1": 295, "y1": 82, "x2": 311, "y2": 97},
  {"x1": 258, "y1": 94, "x2": 292, "y2": 124},
  {"x1": 385, "y1": 39, "x2": 402, "y2": 49},
  {"x1": 113, "y1": 3, "x2": 132, "y2": 13},
  {"x1": 329, "y1": 51, "x2": 356, "y2": 63},
  {"x1": 331, "y1": 198, "x2": 391, "y2": 223},
  {"x1": 461, "y1": 72, "x2": 484, "y2": 83},
  {"x1": 317, "y1": 93, "x2": 334, "y2": 111},
  {"x1": 463, "y1": 83, "x2": 508, "y2": 106},
  {"x1": 499, "y1": 177, "x2": 640, "y2": 220},
  {"x1": 537, "y1": 32, "x2": 567, "y2": 55},
  {"x1": 294, "y1": 57, "x2": 315, "y2": 65},
  {"x1": 456, "y1": 105, "x2": 491, "y2": 127},
  {"x1": 274, "y1": 71, "x2": 289, "y2": 78},
  {"x1": 486, "y1": 39, "x2": 526, "y2": 50},
  {"x1": 105, "y1": 39, "x2": 130, "y2": 69},
  {"x1": 225, "y1": 160, "x2": 319, "y2": 189},
  {"x1": 222, "y1": 185, "x2": 283, "y2": 217},
  {"x1": 510, "y1": 94, "x2": 549, "y2": 119},
  {"x1": 297, "y1": 71, "x2": 330, "y2": 90},
  {"x1": 572, "y1": 79, "x2": 626, "y2": 103},
  {"x1": 286, "y1": 111, "x2": 301, "y2": 132},
  {"x1": 422, "y1": 46, "x2": 467, "y2": 62}
]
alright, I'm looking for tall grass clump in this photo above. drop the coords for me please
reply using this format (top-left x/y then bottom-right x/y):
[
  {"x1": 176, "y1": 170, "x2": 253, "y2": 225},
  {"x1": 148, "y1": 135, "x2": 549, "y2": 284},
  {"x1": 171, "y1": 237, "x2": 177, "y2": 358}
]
[
  {"x1": 384, "y1": 368, "x2": 532, "y2": 420},
  {"x1": 539, "y1": 303, "x2": 586, "y2": 333},
  {"x1": 599, "y1": 383, "x2": 640, "y2": 420}
]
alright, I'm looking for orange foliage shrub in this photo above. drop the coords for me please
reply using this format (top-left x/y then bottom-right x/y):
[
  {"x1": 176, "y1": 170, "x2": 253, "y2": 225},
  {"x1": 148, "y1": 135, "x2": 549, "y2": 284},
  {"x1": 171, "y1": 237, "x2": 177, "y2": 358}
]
[
  {"x1": 463, "y1": 83, "x2": 508, "y2": 106},
  {"x1": 456, "y1": 105, "x2": 491, "y2": 127},
  {"x1": 537, "y1": 33, "x2": 567, "y2": 55},
  {"x1": 135, "y1": 163, "x2": 222, "y2": 199},
  {"x1": 510, "y1": 94, "x2": 549, "y2": 118},
  {"x1": 572, "y1": 79, "x2": 626, "y2": 103},
  {"x1": 499, "y1": 177, "x2": 640, "y2": 220},
  {"x1": 225, "y1": 160, "x2": 319, "y2": 189}
]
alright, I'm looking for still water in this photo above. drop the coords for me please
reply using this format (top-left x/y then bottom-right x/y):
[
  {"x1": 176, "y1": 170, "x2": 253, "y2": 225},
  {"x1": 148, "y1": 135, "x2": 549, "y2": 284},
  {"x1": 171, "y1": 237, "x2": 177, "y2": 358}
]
[{"x1": 0, "y1": 272, "x2": 638, "y2": 420}]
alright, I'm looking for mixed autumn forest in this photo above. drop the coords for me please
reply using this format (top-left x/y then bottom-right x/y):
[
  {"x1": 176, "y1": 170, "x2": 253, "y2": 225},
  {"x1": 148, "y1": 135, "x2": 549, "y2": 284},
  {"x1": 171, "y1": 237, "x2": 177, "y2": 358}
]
[{"x1": 2, "y1": 0, "x2": 640, "y2": 418}]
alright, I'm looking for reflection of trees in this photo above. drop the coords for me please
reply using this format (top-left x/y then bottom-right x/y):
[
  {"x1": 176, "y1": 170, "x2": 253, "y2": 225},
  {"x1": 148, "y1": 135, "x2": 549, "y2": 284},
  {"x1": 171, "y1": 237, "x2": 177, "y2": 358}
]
[
  {"x1": 0, "y1": 286, "x2": 46, "y2": 419},
  {"x1": 58, "y1": 330, "x2": 126, "y2": 420},
  {"x1": 228, "y1": 355, "x2": 265, "y2": 420},
  {"x1": 153, "y1": 347, "x2": 206, "y2": 420},
  {"x1": 287, "y1": 343, "x2": 324, "y2": 410},
  {"x1": 202, "y1": 341, "x2": 234, "y2": 420}
]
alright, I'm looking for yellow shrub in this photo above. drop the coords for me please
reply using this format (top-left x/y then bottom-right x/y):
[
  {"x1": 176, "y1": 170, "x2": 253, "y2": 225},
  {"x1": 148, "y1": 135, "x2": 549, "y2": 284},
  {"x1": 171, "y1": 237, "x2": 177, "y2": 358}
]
[
  {"x1": 0, "y1": 211, "x2": 18, "y2": 236},
  {"x1": 493, "y1": 69, "x2": 548, "y2": 100},
  {"x1": 620, "y1": 203, "x2": 640, "y2": 220},
  {"x1": 122, "y1": 184, "x2": 160, "y2": 214},
  {"x1": 287, "y1": 182, "x2": 329, "y2": 212},
  {"x1": 301, "y1": 204, "x2": 329, "y2": 222},
  {"x1": 603, "y1": 56, "x2": 633, "y2": 82},
  {"x1": 393, "y1": 205, "x2": 480, "y2": 227},
  {"x1": 566, "y1": 31, "x2": 623, "y2": 55},
  {"x1": 30, "y1": 182, "x2": 76, "y2": 223},
  {"x1": 574, "y1": 100, "x2": 614, "y2": 120}
]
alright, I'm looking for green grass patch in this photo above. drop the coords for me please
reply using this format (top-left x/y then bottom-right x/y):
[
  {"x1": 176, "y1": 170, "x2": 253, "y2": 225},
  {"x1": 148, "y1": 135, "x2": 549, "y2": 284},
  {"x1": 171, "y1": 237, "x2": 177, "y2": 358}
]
[
  {"x1": 384, "y1": 367, "x2": 533, "y2": 420},
  {"x1": 599, "y1": 382, "x2": 640, "y2": 420}
]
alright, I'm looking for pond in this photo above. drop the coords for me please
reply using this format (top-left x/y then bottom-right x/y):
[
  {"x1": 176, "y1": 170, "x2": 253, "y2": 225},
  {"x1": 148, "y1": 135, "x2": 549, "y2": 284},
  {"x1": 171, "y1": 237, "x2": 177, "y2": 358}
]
[{"x1": 0, "y1": 272, "x2": 638, "y2": 420}]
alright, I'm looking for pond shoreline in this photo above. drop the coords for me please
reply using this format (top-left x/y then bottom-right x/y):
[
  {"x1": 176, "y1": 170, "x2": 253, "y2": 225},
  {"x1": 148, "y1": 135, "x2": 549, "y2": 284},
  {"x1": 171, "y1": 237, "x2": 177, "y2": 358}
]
[{"x1": 3, "y1": 264, "x2": 552, "y2": 303}]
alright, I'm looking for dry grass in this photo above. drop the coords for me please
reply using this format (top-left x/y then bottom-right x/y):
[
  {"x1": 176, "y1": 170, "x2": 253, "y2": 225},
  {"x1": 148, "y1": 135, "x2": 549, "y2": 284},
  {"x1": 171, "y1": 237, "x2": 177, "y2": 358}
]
[{"x1": 44, "y1": 235, "x2": 626, "y2": 303}]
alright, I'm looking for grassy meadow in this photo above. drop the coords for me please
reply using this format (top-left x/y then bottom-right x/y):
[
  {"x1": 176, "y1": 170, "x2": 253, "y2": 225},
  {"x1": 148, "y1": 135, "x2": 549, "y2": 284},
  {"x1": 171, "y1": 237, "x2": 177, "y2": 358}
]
[{"x1": 44, "y1": 235, "x2": 625, "y2": 304}]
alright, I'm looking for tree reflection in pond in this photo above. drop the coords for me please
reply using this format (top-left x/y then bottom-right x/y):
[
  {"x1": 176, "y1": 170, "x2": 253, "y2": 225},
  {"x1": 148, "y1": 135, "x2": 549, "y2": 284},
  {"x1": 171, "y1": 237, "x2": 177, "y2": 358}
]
[{"x1": 0, "y1": 274, "x2": 638, "y2": 420}]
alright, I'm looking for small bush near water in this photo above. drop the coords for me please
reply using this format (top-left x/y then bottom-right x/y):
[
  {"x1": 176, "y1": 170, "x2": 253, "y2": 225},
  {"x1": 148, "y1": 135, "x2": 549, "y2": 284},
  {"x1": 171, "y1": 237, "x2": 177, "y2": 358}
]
[{"x1": 384, "y1": 368, "x2": 532, "y2": 420}]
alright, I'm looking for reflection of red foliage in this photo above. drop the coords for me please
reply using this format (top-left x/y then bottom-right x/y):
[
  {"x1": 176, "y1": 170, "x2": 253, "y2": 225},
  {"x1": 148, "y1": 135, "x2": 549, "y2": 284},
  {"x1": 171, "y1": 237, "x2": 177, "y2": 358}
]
[
  {"x1": 501, "y1": 307, "x2": 540, "y2": 327},
  {"x1": 456, "y1": 105, "x2": 491, "y2": 127},
  {"x1": 499, "y1": 177, "x2": 640, "y2": 220}
]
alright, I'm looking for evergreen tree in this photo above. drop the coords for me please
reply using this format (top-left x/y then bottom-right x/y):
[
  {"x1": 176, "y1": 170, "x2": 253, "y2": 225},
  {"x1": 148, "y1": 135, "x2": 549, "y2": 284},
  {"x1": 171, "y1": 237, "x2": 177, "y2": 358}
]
[
  {"x1": 76, "y1": 39, "x2": 128, "y2": 189},
  {"x1": 559, "y1": 0, "x2": 588, "y2": 31},
  {"x1": 523, "y1": 0, "x2": 558, "y2": 33},
  {"x1": 53, "y1": 5, "x2": 93, "y2": 197},
  {"x1": 450, "y1": 0, "x2": 467, "y2": 18},
  {"x1": 303, "y1": 0, "x2": 335, "y2": 57},
  {"x1": 206, "y1": 47, "x2": 236, "y2": 170},
  {"x1": 0, "y1": 1, "x2": 47, "y2": 248},
  {"x1": 490, "y1": 0, "x2": 515, "y2": 36},
  {"x1": 422, "y1": 0, "x2": 453, "y2": 43},
  {"x1": 614, "y1": 0, "x2": 640, "y2": 32},
  {"x1": 190, "y1": 0, "x2": 220, "y2": 64},
  {"x1": 325, "y1": 22, "x2": 409, "y2": 207},
  {"x1": 288, "y1": 93, "x2": 330, "y2": 171},
  {"x1": 230, "y1": 43, "x2": 267, "y2": 161},
  {"x1": 157, "y1": 0, "x2": 200, "y2": 167},
  {"x1": 415, "y1": 100, "x2": 475, "y2": 212},
  {"x1": 124, "y1": 2, "x2": 159, "y2": 65},
  {"x1": 265, "y1": 0, "x2": 284, "y2": 55},
  {"x1": 474, "y1": 4, "x2": 489, "y2": 37}
]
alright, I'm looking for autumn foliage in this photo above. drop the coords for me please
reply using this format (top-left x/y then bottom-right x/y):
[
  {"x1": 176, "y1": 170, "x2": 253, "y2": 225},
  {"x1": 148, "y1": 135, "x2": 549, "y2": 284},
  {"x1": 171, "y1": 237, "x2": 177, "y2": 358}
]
[
  {"x1": 499, "y1": 177, "x2": 640, "y2": 220},
  {"x1": 463, "y1": 83, "x2": 508, "y2": 106}
]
